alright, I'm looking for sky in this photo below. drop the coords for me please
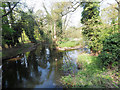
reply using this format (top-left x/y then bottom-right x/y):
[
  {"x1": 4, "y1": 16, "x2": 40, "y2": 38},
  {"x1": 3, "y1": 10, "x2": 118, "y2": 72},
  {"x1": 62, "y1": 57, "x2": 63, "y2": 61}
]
[{"x1": 23, "y1": 0, "x2": 117, "y2": 27}]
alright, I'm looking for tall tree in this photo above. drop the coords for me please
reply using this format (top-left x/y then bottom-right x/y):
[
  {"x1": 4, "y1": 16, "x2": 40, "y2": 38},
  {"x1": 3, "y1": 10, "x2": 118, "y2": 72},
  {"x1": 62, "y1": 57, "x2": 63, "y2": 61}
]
[
  {"x1": 107, "y1": 0, "x2": 120, "y2": 32},
  {"x1": 1, "y1": 2, "x2": 19, "y2": 18},
  {"x1": 81, "y1": 2, "x2": 101, "y2": 53},
  {"x1": 2, "y1": 2, "x2": 22, "y2": 48},
  {"x1": 20, "y1": 10, "x2": 37, "y2": 43},
  {"x1": 115, "y1": 0, "x2": 120, "y2": 32},
  {"x1": 43, "y1": 2, "x2": 73, "y2": 41}
]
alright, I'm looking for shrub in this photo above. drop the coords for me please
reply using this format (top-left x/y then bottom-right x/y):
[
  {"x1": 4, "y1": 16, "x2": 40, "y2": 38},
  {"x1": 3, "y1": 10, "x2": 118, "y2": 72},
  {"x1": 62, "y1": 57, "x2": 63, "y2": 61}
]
[{"x1": 98, "y1": 33, "x2": 120, "y2": 67}]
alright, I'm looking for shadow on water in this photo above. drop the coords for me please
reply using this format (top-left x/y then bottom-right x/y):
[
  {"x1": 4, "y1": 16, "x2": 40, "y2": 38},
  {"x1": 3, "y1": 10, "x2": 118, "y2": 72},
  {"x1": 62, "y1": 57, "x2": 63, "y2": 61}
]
[{"x1": 2, "y1": 44, "x2": 90, "y2": 88}]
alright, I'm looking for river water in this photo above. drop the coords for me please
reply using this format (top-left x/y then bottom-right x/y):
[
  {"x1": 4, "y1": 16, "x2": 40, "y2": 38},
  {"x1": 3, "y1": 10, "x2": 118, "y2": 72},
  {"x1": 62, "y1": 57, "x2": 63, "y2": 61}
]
[{"x1": 2, "y1": 44, "x2": 90, "y2": 88}]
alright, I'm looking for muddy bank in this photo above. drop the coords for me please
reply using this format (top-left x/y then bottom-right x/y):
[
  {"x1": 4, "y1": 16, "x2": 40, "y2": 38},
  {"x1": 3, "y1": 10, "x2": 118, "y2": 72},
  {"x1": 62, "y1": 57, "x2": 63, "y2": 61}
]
[{"x1": 2, "y1": 43, "x2": 40, "y2": 60}]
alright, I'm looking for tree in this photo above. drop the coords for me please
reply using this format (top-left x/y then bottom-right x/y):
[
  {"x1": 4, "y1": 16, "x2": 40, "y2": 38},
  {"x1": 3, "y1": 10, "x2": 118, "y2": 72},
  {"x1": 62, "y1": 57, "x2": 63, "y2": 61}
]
[
  {"x1": 2, "y1": 2, "x2": 22, "y2": 48},
  {"x1": 1, "y1": 2, "x2": 19, "y2": 18},
  {"x1": 101, "y1": 3, "x2": 118, "y2": 32},
  {"x1": 114, "y1": 0, "x2": 120, "y2": 32},
  {"x1": 35, "y1": 10, "x2": 44, "y2": 35},
  {"x1": 107, "y1": 0, "x2": 120, "y2": 32},
  {"x1": 43, "y1": 2, "x2": 74, "y2": 41},
  {"x1": 2, "y1": 1, "x2": 41, "y2": 48},
  {"x1": 81, "y1": 2, "x2": 101, "y2": 53},
  {"x1": 20, "y1": 10, "x2": 37, "y2": 43}
]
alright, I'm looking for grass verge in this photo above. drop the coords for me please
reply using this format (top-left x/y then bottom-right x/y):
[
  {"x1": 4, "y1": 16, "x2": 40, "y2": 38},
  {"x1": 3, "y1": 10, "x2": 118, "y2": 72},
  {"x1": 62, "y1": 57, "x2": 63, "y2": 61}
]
[
  {"x1": 60, "y1": 54, "x2": 119, "y2": 88},
  {"x1": 57, "y1": 38, "x2": 85, "y2": 48},
  {"x1": 58, "y1": 41, "x2": 80, "y2": 48}
]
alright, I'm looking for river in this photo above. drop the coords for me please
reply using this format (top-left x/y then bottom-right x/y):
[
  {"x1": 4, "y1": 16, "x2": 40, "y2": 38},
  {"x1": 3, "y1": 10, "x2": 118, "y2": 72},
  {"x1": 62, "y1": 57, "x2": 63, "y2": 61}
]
[{"x1": 2, "y1": 44, "x2": 90, "y2": 88}]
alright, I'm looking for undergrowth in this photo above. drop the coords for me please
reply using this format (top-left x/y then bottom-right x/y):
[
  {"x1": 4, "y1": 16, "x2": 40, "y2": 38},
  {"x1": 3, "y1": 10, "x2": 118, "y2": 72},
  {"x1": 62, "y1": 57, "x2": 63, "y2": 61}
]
[{"x1": 60, "y1": 54, "x2": 119, "y2": 88}]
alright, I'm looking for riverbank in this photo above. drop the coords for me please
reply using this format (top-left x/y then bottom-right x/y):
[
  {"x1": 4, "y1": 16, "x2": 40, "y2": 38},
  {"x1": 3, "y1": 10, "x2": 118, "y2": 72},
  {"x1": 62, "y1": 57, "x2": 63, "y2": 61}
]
[
  {"x1": 56, "y1": 45, "x2": 82, "y2": 51},
  {"x1": 56, "y1": 39, "x2": 85, "y2": 51},
  {"x1": 2, "y1": 43, "x2": 40, "y2": 60},
  {"x1": 60, "y1": 53, "x2": 119, "y2": 88}
]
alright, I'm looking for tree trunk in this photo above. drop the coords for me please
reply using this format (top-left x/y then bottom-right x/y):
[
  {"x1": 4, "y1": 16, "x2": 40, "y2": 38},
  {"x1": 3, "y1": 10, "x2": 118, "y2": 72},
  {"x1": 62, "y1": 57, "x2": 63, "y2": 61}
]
[
  {"x1": 118, "y1": 4, "x2": 120, "y2": 33},
  {"x1": 51, "y1": 24, "x2": 53, "y2": 40},
  {"x1": 21, "y1": 32, "x2": 24, "y2": 44},
  {"x1": 7, "y1": 2, "x2": 14, "y2": 26},
  {"x1": 54, "y1": 21, "x2": 57, "y2": 40}
]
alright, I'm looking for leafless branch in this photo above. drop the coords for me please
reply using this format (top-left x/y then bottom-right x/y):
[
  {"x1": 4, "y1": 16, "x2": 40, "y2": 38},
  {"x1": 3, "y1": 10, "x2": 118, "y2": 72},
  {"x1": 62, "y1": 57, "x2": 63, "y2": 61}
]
[
  {"x1": 61, "y1": 0, "x2": 102, "y2": 17},
  {"x1": 107, "y1": 3, "x2": 119, "y2": 11},
  {"x1": 115, "y1": 0, "x2": 120, "y2": 5},
  {"x1": 63, "y1": 14, "x2": 72, "y2": 30},
  {"x1": 43, "y1": 2, "x2": 50, "y2": 15},
  {"x1": 61, "y1": 2, "x2": 80, "y2": 16}
]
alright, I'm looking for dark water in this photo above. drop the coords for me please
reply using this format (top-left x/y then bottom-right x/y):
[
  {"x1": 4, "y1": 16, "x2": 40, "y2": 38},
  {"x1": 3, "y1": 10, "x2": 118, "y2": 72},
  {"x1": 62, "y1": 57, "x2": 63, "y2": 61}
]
[{"x1": 2, "y1": 44, "x2": 90, "y2": 88}]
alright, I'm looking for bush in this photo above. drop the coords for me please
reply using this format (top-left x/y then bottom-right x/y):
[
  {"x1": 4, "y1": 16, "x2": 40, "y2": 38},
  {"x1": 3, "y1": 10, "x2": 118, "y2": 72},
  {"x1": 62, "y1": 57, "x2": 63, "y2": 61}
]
[{"x1": 98, "y1": 33, "x2": 120, "y2": 67}]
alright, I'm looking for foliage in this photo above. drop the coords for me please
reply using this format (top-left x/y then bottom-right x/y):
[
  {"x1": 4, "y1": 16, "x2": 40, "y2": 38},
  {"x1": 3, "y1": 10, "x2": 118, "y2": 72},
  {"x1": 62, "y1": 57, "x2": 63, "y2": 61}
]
[
  {"x1": 2, "y1": 24, "x2": 15, "y2": 47},
  {"x1": 81, "y1": 2, "x2": 100, "y2": 24},
  {"x1": 2, "y1": 21, "x2": 22, "y2": 47},
  {"x1": 81, "y1": 2, "x2": 102, "y2": 52},
  {"x1": 20, "y1": 11, "x2": 37, "y2": 43},
  {"x1": 61, "y1": 54, "x2": 119, "y2": 88},
  {"x1": 18, "y1": 31, "x2": 30, "y2": 43},
  {"x1": 85, "y1": 22, "x2": 118, "y2": 52},
  {"x1": 81, "y1": 2, "x2": 119, "y2": 53},
  {"x1": 98, "y1": 33, "x2": 120, "y2": 67},
  {"x1": 77, "y1": 54, "x2": 102, "y2": 69},
  {"x1": 2, "y1": 2, "x2": 24, "y2": 48},
  {"x1": 2, "y1": 2, "x2": 44, "y2": 48}
]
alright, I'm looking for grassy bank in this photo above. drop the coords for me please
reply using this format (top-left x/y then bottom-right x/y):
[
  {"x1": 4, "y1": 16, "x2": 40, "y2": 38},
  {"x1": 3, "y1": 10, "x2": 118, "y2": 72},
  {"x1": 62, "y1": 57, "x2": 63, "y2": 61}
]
[
  {"x1": 56, "y1": 27, "x2": 85, "y2": 49},
  {"x1": 57, "y1": 38, "x2": 85, "y2": 48},
  {"x1": 60, "y1": 54, "x2": 119, "y2": 88},
  {"x1": 58, "y1": 41, "x2": 80, "y2": 48}
]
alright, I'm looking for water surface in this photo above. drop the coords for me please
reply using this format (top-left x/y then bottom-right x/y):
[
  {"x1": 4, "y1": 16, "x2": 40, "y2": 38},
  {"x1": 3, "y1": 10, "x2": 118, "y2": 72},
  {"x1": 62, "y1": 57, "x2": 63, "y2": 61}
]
[{"x1": 2, "y1": 44, "x2": 90, "y2": 88}]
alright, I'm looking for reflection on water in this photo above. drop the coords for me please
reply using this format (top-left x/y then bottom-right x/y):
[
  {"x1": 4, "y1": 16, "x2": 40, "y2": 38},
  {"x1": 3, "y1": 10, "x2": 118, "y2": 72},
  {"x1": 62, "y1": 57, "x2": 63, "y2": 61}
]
[{"x1": 2, "y1": 44, "x2": 90, "y2": 88}]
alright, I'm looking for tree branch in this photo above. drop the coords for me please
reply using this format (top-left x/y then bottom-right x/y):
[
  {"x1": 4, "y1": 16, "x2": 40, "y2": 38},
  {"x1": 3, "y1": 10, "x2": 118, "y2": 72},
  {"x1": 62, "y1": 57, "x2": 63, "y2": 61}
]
[
  {"x1": 107, "y1": 3, "x2": 119, "y2": 11},
  {"x1": 61, "y1": 2, "x2": 80, "y2": 16},
  {"x1": 43, "y1": 2, "x2": 50, "y2": 15},
  {"x1": 1, "y1": 2, "x2": 19, "y2": 18},
  {"x1": 115, "y1": 0, "x2": 120, "y2": 5}
]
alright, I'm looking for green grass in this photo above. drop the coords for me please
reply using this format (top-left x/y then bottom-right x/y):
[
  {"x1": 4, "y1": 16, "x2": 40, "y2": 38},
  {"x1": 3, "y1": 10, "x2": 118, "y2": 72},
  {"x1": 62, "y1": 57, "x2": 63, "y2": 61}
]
[
  {"x1": 58, "y1": 41, "x2": 80, "y2": 48},
  {"x1": 60, "y1": 54, "x2": 119, "y2": 88},
  {"x1": 57, "y1": 37, "x2": 86, "y2": 48}
]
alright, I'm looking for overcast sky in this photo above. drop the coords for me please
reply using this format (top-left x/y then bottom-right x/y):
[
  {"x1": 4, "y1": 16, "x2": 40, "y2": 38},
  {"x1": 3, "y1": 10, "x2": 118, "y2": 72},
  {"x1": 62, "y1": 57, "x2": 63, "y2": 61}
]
[{"x1": 23, "y1": 0, "x2": 117, "y2": 27}]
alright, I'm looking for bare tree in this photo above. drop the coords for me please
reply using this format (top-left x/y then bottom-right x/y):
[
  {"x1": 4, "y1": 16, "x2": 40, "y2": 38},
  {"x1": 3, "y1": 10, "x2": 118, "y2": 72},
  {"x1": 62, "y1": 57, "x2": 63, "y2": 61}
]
[{"x1": 107, "y1": 0, "x2": 120, "y2": 32}]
